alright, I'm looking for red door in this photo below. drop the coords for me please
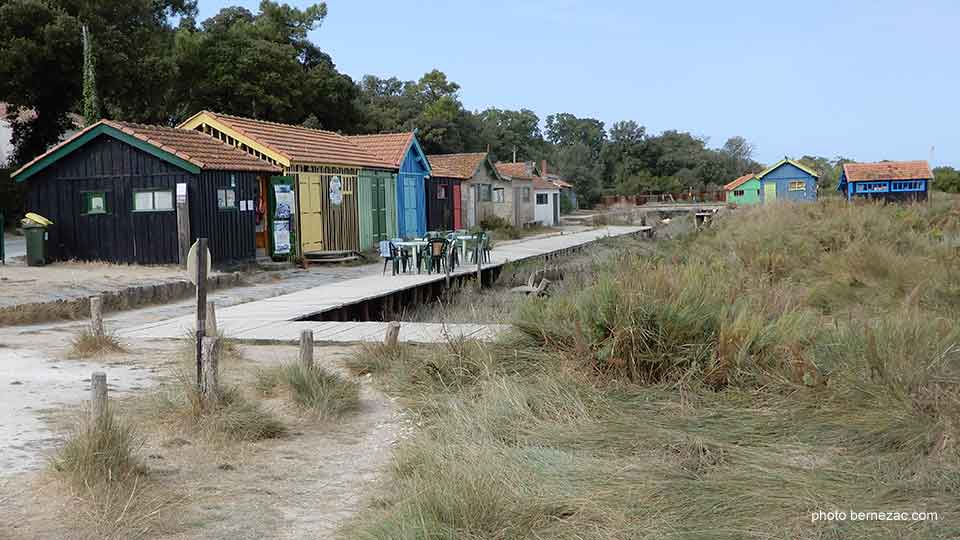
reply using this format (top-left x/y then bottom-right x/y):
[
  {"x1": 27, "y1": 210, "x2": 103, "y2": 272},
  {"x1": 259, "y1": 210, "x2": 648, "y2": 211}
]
[{"x1": 452, "y1": 182, "x2": 462, "y2": 229}]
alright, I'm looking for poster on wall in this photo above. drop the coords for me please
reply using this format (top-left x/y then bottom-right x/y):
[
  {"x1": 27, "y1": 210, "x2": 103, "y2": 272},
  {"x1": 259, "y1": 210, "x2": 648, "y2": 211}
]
[
  {"x1": 273, "y1": 221, "x2": 291, "y2": 255},
  {"x1": 274, "y1": 184, "x2": 294, "y2": 219},
  {"x1": 329, "y1": 176, "x2": 342, "y2": 206}
]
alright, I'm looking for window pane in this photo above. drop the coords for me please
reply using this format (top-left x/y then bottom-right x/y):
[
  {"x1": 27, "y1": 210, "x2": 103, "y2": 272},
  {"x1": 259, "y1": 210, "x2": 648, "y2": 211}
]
[
  {"x1": 134, "y1": 191, "x2": 154, "y2": 211},
  {"x1": 217, "y1": 189, "x2": 226, "y2": 208},
  {"x1": 154, "y1": 191, "x2": 173, "y2": 210},
  {"x1": 225, "y1": 188, "x2": 236, "y2": 207},
  {"x1": 494, "y1": 188, "x2": 505, "y2": 203},
  {"x1": 88, "y1": 193, "x2": 106, "y2": 213}
]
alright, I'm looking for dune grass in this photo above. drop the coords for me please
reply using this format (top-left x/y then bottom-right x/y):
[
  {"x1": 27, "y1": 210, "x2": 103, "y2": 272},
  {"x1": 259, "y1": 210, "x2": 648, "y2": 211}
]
[
  {"x1": 52, "y1": 410, "x2": 177, "y2": 539},
  {"x1": 255, "y1": 362, "x2": 360, "y2": 418},
  {"x1": 342, "y1": 199, "x2": 960, "y2": 539},
  {"x1": 68, "y1": 329, "x2": 125, "y2": 358}
]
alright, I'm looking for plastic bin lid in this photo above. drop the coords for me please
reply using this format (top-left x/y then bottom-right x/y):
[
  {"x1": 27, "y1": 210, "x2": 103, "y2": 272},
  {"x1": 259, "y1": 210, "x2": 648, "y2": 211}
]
[{"x1": 22, "y1": 212, "x2": 53, "y2": 226}]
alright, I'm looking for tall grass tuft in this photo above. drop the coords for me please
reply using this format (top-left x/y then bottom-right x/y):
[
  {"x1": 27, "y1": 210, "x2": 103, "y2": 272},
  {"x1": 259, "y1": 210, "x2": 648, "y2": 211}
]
[
  {"x1": 255, "y1": 362, "x2": 360, "y2": 418},
  {"x1": 68, "y1": 329, "x2": 125, "y2": 358}
]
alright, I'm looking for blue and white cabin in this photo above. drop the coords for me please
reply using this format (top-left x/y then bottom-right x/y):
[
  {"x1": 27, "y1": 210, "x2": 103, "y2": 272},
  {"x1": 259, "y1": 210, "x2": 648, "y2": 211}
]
[
  {"x1": 755, "y1": 158, "x2": 818, "y2": 203},
  {"x1": 837, "y1": 161, "x2": 932, "y2": 202}
]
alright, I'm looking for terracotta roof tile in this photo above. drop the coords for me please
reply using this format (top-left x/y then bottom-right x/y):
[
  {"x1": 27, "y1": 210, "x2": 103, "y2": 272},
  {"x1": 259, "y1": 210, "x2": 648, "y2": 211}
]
[
  {"x1": 426, "y1": 152, "x2": 488, "y2": 179},
  {"x1": 12, "y1": 119, "x2": 280, "y2": 178},
  {"x1": 347, "y1": 132, "x2": 415, "y2": 168},
  {"x1": 495, "y1": 161, "x2": 538, "y2": 180},
  {"x1": 204, "y1": 112, "x2": 392, "y2": 169},
  {"x1": 724, "y1": 173, "x2": 756, "y2": 191},
  {"x1": 843, "y1": 161, "x2": 933, "y2": 182},
  {"x1": 106, "y1": 121, "x2": 280, "y2": 172},
  {"x1": 533, "y1": 177, "x2": 559, "y2": 190}
]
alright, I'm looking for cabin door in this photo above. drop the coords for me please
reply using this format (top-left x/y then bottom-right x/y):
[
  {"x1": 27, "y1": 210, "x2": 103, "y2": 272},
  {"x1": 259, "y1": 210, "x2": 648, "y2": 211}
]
[
  {"x1": 297, "y1": 172, "x2": 324, "y2": 253},
  {"x1": 400, "y1": 173, "x2": 420, "y2": 237},
  {"x1": 371, "y1": 175, "x2": 388, "y2": 244},
  {"x1": 764, "y1": 182, "x2": 777, "y2": 203},
  {"x1": 452, "y1": 183, "x2": 462, "y2": 229}
]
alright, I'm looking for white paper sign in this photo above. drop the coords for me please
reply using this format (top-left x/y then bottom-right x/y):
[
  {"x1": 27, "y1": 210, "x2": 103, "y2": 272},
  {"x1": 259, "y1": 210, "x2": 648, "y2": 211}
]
[
  {"x1": 273, "y1": 221, "x2": 291, "y2": 255},
  {"x1": 274, "y1": 185, "x2": 294, "y2": 219},
  {"x1": 329, "y1": 176, "x2": 342, "y2": 206}
]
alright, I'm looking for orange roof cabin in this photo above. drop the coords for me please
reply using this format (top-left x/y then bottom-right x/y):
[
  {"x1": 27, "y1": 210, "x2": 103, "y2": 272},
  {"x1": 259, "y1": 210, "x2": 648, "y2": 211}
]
[
  {"x1": 178, "y1": 111, "x2": 393, "y2": 257},
  {"x1": 347, "y1": 132, "x2": 430, "y2": 239},
  {"x1": 428, "y1": 152, "x2": 507, "y2": 229},
  {"x1": 494, "y1": 161, "x2": 538, "y2": 227},
  {"x1": 838, "y1": 161, "x2": 932, "y2": 202},
  {"x1": 11, "y1": 120, "x2": 280, "y2": 265}
]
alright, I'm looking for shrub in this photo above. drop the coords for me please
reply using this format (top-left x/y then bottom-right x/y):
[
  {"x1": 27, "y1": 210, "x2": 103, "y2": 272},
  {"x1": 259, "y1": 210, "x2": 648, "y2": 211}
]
[{"x1": 68, "y1": 329, "x2": 125, "y2": 358}]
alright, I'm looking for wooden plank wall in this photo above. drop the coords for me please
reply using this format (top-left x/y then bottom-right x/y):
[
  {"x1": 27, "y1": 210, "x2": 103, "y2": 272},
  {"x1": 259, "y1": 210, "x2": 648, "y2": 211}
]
[
  {"x1": 293, "y1": 165, "x2": 360, "y2": 253},
  {"x1": 190, "y1": 171, "x2": 257, "y2": 265},
  {"x1": 26, "y1": 135, "x2": 190, "y2": 264}
]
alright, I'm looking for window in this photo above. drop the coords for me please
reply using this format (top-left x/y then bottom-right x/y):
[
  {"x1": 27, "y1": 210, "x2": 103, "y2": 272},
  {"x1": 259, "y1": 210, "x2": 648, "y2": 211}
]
[
  {"x1": 479, "y1": 184, "x2": 492, "y2": 202},
  {"x1": 82, "y1": 191, "x2": 108, "y2": 215},
  {"x1": 733, "y1": 190, "x2": 745, "y2": 197},
  {"x1": 493, "y1": 188, "x2": 505, "y2": 203},
  {"x1": 133, "y1": 189, "x2": 174, "y2": 212},
  {"x1": 437, "y1": 185, "x2": 447, "y2": 200},
  {"x1": 522, "y1": 187, "x2": 531, "y2": 202},
  {"x1": 788, "y1": 181, "x2": 805, "y2": 192},
  {"x1": 217, "y1": 187, "x2": 237, "y2": 210},
  {"x1": 536, "y1": 193, "x2": 549, "y2": 205}
]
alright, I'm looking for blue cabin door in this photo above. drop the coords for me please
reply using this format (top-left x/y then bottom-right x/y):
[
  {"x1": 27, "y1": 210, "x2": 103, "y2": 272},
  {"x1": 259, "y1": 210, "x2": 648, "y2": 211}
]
[{"x1": 400, "y1": 173, "x2": 420, "y2": 238}]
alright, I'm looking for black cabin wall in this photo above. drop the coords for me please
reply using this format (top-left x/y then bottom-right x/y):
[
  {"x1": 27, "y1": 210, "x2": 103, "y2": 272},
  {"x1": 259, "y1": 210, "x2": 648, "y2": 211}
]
[
  {"x1": 189, "y1": 170, "x2": 257, "y2": 265},
  {"x1": 24, "y1": 135, "x2": 257, "y2": 266}
]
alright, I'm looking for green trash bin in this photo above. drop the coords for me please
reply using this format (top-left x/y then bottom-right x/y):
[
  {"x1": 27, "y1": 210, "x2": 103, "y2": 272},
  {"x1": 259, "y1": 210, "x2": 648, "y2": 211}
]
[{"x1": 22, "y1": 221, "x2": 48, "y2": 266}]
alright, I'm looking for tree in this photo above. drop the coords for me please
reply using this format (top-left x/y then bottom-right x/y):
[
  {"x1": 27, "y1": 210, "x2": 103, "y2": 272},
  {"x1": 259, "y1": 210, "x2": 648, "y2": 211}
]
[
  {"x1": 721, "y1": 136, "x2": 754, "y2": 175},
  {"x1": 81, "y1": 24, "x2": 100, "y2": 125},
  {"x1": 476, "y1": 108, "x2": 545, "y2": 162},
  {"x1": 933, "y1": 166, "x2": 960, "y2": 193},
  {"x1": 545, "y1": 113, "x2": 606, "y2": 157}
]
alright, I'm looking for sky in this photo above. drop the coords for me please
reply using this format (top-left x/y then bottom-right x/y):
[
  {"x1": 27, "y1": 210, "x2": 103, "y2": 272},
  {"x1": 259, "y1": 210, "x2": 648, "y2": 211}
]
[{"x1": 196, "y1": 0, "x2": 960, "y2": 167}]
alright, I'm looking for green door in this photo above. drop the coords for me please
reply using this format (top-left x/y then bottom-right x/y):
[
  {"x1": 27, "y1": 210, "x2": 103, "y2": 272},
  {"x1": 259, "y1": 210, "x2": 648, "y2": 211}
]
[
  {"x1": 269, "y1": 175, "x2": 296, "y2": 259},
  {"x1": 371, "y1": 175, "x2": 387, "y2": 244},
  {"x1": 764, "y1": 182, "x2": 777, "y2": 203}
]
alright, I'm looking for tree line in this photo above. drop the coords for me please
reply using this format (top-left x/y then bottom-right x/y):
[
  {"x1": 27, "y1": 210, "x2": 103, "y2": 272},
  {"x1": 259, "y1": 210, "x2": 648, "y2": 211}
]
[{"x1": 2, "y1": 0, "x2": 956, "y2": 207}]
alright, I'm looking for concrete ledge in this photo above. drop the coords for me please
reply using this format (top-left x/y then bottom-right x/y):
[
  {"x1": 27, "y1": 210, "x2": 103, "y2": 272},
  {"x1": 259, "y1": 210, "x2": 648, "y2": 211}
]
[{"x1": 0, "y1": 272, "x2": 244, "y2": 327}]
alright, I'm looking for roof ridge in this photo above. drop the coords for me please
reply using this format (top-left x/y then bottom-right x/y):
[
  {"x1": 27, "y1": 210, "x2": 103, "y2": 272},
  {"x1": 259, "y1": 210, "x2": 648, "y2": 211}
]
[
  {"x1": 106, "y1": 120, "x2": 207, "y2": 169},
  {"x1": 208, "y1": 110, "x2": 346, "y2": 138}
]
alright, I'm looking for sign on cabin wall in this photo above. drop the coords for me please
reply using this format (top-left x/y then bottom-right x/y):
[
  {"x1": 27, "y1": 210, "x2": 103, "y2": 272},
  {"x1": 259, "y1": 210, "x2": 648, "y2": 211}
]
[
  {"x1": 274, "y1": 185, "x2": 294, "y2": 219},
  {"x1": 329, "y1": 176, "x2": 343, "y2": 206}
]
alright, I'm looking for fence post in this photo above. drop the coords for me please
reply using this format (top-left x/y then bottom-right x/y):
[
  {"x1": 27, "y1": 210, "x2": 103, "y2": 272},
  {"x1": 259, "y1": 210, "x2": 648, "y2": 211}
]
[
  {"x1": 89, "y1": 296, "x2": 104, "y2": 337},
  {"x1": 299, "y1": 330, "x2": 314, "y2": 368},
  {"x1": 205, "y1": 301, "x2": 218, "y2": 335},
  {"x1": 475, "y1": 235, "x2": 482, "y2": 290},
  {"x1": 200, "y1": 336, "x2": 219, "y2": 407},
  {"x1": 90, "y1": 371, "x2": 107, "y2": 424},
  {"x1": 195, "y1": 238, "x2": 208, "y2": 390},
  {"x1": 384, "y1": 321, "x2": 401, "y2": 347}
]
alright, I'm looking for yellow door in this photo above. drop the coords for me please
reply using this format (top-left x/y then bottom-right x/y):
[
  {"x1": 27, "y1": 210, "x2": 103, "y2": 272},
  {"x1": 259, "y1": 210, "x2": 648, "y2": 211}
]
[
  {"x1": 764, "y1": 182, "x2": 777, "y2": 203},
  {"x1": 298, "y1": 173, "x2": 324, "y2": 253}
]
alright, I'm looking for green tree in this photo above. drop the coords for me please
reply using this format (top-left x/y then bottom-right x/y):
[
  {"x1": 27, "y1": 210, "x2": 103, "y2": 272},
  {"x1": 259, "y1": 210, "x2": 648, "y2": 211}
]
[
  {"x1": 476, "y1": 108, "x2": 545, "y2": 162},
  {"x1": 933, "y1": 166, "x2": 960, "y2": 193},
  {"x1": 545, "y1": 113, "x2": 606, "y2": 157}
]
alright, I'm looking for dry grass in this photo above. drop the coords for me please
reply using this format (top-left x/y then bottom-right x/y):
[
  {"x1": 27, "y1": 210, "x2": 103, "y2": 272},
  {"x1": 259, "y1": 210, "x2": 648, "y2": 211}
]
[
  {"x1": 51, "y1": 410, "x2": 178, "y2": 539},
  {"x1": 150, "y1": 369, "x2": 286, "y2": 442},
  {"x1": 342, "y1": 199, "x2": 960, "y2": 539},
  {"x1": 255, "y1": 362, "x2": 360, "y2": 418},
  {"x1": 68, "y1": 329, "x2": 126, "y2": 358}
]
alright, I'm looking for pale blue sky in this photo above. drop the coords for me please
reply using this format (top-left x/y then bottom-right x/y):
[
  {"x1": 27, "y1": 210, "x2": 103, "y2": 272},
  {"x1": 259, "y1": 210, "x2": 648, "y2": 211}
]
[{"x1": 197, "y1": 0, "x2": 959, "y2": 166}]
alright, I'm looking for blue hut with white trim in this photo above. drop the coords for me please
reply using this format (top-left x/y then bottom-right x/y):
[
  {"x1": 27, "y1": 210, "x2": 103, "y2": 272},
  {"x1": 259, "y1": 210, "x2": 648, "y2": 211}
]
[
  {"x1": 837, "y1": 161, "x2": 932, "y2": 202},
  {"x1": 755, "y1": 158, "x2": 818, "y2": 203}
]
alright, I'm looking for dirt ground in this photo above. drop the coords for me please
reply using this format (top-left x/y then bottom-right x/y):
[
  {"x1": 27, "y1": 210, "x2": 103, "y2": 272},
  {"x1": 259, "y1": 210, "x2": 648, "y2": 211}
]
[
  {"x1": 0, "y1": 261, "x2": 193, "y2": 308},
  {"x1": 0, "y1": 327, "x2": 403, "y2": 539}
]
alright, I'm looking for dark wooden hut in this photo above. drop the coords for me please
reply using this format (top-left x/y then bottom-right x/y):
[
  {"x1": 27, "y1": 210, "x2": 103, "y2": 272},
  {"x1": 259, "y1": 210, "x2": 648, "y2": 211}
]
[{"x1": 11, "y1": 120, "x2": 281, "y2": 266}]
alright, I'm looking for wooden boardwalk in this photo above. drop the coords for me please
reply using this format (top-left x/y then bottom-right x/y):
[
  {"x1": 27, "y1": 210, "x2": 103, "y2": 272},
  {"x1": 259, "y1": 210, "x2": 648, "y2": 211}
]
[{"x1": 120, "y1": 226, "x2": 647, "y2": 343}]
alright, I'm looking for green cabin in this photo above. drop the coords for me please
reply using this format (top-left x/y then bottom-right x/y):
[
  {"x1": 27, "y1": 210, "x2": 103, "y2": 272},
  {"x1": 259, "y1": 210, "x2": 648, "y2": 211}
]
[{"x1": 725, "y1": 173, "x2": 761, "y2": 205}]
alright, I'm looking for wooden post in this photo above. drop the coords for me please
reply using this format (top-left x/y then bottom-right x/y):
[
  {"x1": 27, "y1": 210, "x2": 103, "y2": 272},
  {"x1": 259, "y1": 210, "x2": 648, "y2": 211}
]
[
  {"x1": 475, "y1": 235, "x2": 482, "y2": 290},
  {"x1": 299, "y1": 330, "x2": 314, "y2": 368},
  {"x1": 445, "y1": 245, "x2": 452, "y2": 289},
  {"x1": 89, "y1": 296, "x2": 104, "y2": 337},
  {"x1": 384, "y1": 321, "x2": 401, "y2": 347},
  {"x1": 176, "y1": 183, "x2": 191, "y2": 268},
  {"x1": 205, "y1": 301, "x2": 218, "y2": 335},
  {"x1": 195, "y1": 238, "x2": 208, "y2": 390},
  {"x1": 90, "y1": 371, "x2": 107, "y2": 424},
  {"x1": 200, "y1": 336, "x2": 219, "y2": 406}
]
